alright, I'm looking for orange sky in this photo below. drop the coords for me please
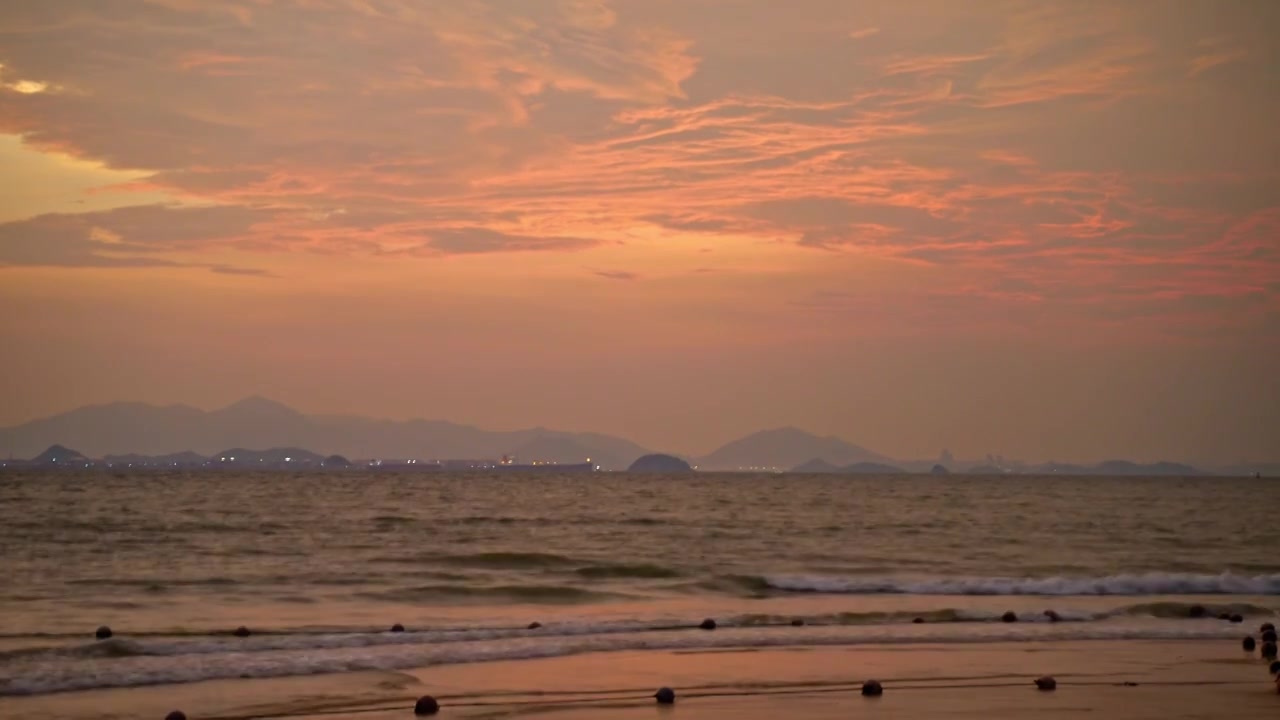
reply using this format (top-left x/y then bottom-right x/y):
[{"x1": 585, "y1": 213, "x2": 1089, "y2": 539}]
[{"x1": 0, "y1": 0, "x2": 1277, "y2": 463}]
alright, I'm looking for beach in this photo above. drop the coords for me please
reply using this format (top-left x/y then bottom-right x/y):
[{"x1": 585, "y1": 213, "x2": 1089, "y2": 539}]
[{"x1": 3, "y1": 640, "x2": 1277, "y2": 719}]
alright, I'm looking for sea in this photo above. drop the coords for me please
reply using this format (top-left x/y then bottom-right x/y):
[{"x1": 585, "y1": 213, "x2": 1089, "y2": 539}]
[{"x1": 0, "y1": 471, "x2": 1276, "y2": 697}]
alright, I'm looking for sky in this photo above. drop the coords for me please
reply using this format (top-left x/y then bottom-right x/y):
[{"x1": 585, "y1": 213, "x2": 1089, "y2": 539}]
[{"x1": 0, "y1": 0, "x2": 1277, "y2": 464}]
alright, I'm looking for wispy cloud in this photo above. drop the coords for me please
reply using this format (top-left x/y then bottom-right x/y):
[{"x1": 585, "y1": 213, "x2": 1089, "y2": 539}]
[
  {"x1": 1188, "y1": 37, "x2": 1249, "y2": 78},
  {"x1": 593, "y1": 269, "x2": 640, "y2": 281},
  {"x1": 0, "y1": 0, "x2": 1274, "y2": 343}
]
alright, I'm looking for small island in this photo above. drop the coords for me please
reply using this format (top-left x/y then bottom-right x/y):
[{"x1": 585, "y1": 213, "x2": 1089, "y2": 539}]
[{"x1": 627, "y1": 454, "x2": 694, "y2": 473}]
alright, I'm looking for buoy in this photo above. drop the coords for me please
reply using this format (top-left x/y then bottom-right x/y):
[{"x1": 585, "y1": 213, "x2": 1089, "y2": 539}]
[
  {"x1": 791, "y1": 618, "x2": 805, "y2": 626},
  {"x1": 1001, "y1": 611, "x2": 1018, "y2": 623},
  {"x1": 1188, "y1": 605, "x2": 1207, "y2": 618},
  {"x1": 95, "y1": 626, "x2": 113, "y2": 640},
  {"x1": 655, "y1": 687, "x2": 676, "y2": 704},
  {"x1": 232, "y1": 626, "x2": 251, "y2": 638},
  {"x1": 1034, "y1": 676, "x2": 1057, "y2": 691},
  {"x1": 912, "y1": 617, "x2": 924, "y2": 624},
  {"x1": 1269, "y1": 660, "x2": 1280, "y2": 675},
  {"x1": 1262, "y1": 641, "x2": 1277, "y2": 659},
  {"x1": 527, "y1": 622, "x2": 542, "y2": 630},
  {"x1": 413, "y1": 695, "x2": 440, "y2": 715},
  {"x1": 391, "y1": 623, "x2": 405, "y2": 633},
  {"x1": 699, "y1": 618, "x2": 717, "y2": 630},
  {"x1": 164, "y1": 712, "x2": 187, "y2": 720},
  {"x1": 861, "y1": 680, "x2": 883, "y2": 696},
  {"x1": 1262, "y1": 629, "x2": 1277, "y2": 643},
  {"x1": 1043, "y1": 610, "x2": 1062, "y2": 622},
  {"x1": 1229, "y1": 614, "x2": 1244, "y2": 624},
  {"x1": 1244, "y1": 637, "x2": 1257, "y2": 652},
  {"x1": 1262, "y1": 622, "x2": 1275, "y2": 633}
]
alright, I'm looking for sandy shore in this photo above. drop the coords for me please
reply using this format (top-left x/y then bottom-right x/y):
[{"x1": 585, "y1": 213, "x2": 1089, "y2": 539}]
[{"x1": 3, "y1": 639, "x2": 1276, "y2": 719}]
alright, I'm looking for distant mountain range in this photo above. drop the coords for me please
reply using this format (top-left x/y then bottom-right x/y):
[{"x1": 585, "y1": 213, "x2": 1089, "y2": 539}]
[
  {"x1": 697, "y1": 427, "x2": 888, "y2": 470},
  {"x1": 0, "y1": 397, "x2": 1266, "y2": 476},
  {"x1": 1023, "y1": 460, "x2": 1209, "y2": 477},
  {"x1": 0, "y1": 397, "x2": 650, "y2": 470}
]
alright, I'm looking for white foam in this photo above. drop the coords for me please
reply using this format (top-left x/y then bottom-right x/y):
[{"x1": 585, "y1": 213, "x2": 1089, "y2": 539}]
[
  {"x1": 762, "y1": 572, "x2": 1280, "y2": 596},
  {"x1": 0, "y1": 622, "x2": 1246, "y2": 696}
]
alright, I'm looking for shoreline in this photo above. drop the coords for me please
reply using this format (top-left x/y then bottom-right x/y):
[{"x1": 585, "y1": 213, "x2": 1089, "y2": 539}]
[{"x1": 3, "y1": 638, "x2": 1276, "y2": 719}]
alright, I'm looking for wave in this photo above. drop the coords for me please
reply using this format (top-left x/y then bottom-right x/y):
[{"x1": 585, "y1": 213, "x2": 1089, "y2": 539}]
[
  {"x1": 65, "y1": 577, "x2": 241, "y2": 589},
  {"x1": 756, "y1": 572, "x2": 1280, "y2": 596},
  {"x1": 357, "y1": 583, "x2": 621, "y2": 603},
  {"x1": 386, "y1": 552, "x2": 683, "y2": 580},
  {"x1": 574, "y1": 563, "x2": 682, "y2": 579},
  {"x1": 433, "y1": 552, "x2": 582, "y2": 569},
  {"x1": 694, "y1": 574, "x2": 774, "y2": 596},
  {"x1": 733, "y1": 608, "x2": 1090, "y2": 625},
  {"x1": 4, "y1": 598, "x2": 1272, "y2": 661},
  {"x1": 0, "y1": 621, "x2": 1255, "y2": 697}
]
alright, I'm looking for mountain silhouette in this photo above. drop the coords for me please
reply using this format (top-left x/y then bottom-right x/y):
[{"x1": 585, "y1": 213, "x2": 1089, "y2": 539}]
[
  {"x1": 628, "y1": 454, "x2": 694, "y2": 473},
  {"x1": 698, "y1": 427, "x2": 888, "y2": 471},
  {"x1": 31, "y1": 444, "x2": 88, "y2": 465},
  {"x1": 0, "y1": 398, "x2": 651, "y2": 470},
  {"x1": 791, "y1": 458, "x2": 905, "y2": 474}
]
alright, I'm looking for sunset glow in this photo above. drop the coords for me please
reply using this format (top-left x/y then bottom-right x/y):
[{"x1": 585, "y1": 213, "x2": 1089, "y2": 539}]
[{"x1": 1, "y1": 0, "x2": 1276, "y2": 463}]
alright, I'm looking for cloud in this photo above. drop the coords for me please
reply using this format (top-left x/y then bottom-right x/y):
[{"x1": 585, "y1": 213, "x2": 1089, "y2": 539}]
[
  {"x1": 0, "y1": 203, "x2": 273, "y2": 267},
  {"x1": 881, "y1": 53, "x2": 991, "y2": 78},
  {"x1": 0, "y1": 0, "x2": 1275, "y2": 340},
  {"x1": 414, "y1": 227, "x2": 601, "y2": 256},
  {"x1": 209, "y1": 265, "x2": 273, "y2": 277},
  {"x1": 593, "y1": 269, "x2": 640, "y2": 281}
]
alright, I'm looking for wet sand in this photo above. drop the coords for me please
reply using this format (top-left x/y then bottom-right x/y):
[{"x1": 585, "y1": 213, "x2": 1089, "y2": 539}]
[{"x1": 3, "y1": 639, "x2": 1276, "y2": 720}]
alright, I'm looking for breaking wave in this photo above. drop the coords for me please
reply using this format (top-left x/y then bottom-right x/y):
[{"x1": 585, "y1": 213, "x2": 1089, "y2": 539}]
[
  {"x1": 756, "y1": 572, "x2": 1280, "y2": 596},
  {"x1": 0, "y1": 619, "x2": 1259, "y2": 697},
  {"x1": 357, "y1": 583, "x2": 622, "y2": 603}
]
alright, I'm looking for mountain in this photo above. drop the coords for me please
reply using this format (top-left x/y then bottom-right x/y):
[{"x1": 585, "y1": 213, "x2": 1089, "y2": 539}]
[
  {"x1": 790, "y1": 458, "x2": 906, "y2": 474},
  {"x1": 1093, "y1": 460, "x2": 1207, "y2": 476},
  {"x1": 31, "y1": 444, "x2": 88, "y2": 465},
  {"x1": 1027, "y1": 460, "x2": 1209, "y2": 476},
  {"x1": 791, "y1": 458, "x2": 841, "y2": 473},
  {"x1": 843, "y1": 461, "x2": 907, "y2": 474},
  {"x1": 699, "y1": 427, "x2": 888, "y2": 471},
  {"x1": 210, "y1": 447, "x2": 327, "y2": 468},
  {"x1": 0, "y1": 398, "x2": 650, "y2": 470},
  {"x1": 507, "y1": 434, "x2": 599, "y2": 465},
  {"x1": 628, "y1": 454, "x2": 694, "y2": 473},
  {"x1": 103, "y1": 451, "x2": 207, "y2": 467}
]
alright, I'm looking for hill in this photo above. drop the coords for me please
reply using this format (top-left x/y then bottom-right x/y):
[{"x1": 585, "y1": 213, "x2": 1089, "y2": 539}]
[
  {"x1": 31, "y1": 444, "x2": 89, "y2": 465},
  {"x1": 102, "y1": 450, "x2": 208, "y2": 467},
  {"x1": 1028, "y1": 460, "x2": 1208, "y2": 476},
  {"x1": 791, "y1": 458, "x2": 906, "y2": 474},
  {"x1": 0, "y1": 398, "x2": 650, "y2": 470},
  {"x1": 699, "y1": 427, "x2": 887, "y2": 471},
  {"x1": 627, "y1": 454, "x2": 694, "y2": 473}
]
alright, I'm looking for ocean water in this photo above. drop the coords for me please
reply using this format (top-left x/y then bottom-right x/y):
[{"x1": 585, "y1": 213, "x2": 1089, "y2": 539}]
[{"x1": 0, "y1": 471, "x2": 1276, "y2": 696}]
